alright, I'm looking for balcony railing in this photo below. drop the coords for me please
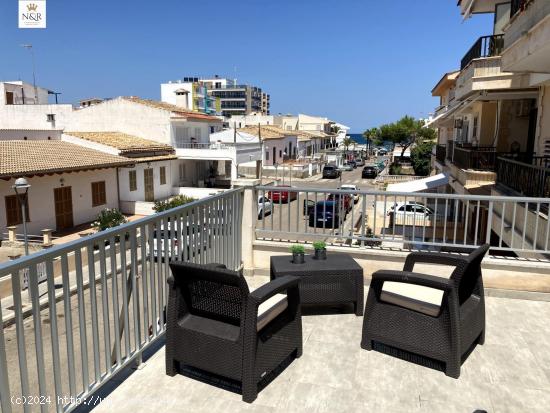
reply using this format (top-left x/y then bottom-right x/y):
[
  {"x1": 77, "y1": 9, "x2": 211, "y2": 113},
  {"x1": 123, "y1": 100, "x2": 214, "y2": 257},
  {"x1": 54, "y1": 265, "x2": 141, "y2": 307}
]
[
  {"x1": 436, "y1": 144, "x2": 446, "y2": 164},
  {"x1": 2, "y1": 186, "x2": 550, "y2": 411},
  {"x1": 460, "y1": 34, "x2": 504, "y2": 70},
  {"x1": 496, "y1": 156, "x2": 550, "y2": 198},
  {"x1": 453, "y1": 146, "x2": 497, "y2": 171},
  {"x1": 447, "y1": 140, "x2": 454, "y2": 161},
  {"x1": 0, "y1": 189, "x2": 243, "y2": 412}
]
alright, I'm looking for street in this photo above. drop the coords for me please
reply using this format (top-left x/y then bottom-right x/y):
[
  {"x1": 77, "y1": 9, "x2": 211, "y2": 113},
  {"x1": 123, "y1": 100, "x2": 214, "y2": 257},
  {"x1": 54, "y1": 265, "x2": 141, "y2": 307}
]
[{"x1": 256, "y1": 158, "x2": 386, "y2": 245}]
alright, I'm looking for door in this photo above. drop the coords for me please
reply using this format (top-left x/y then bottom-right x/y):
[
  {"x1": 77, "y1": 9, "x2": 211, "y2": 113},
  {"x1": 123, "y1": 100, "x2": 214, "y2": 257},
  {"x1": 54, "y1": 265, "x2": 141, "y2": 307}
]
[
  {"x1": 5, "y1": 92, "x2": 14, "y2": 105},
  {"x1": 54, "y1": 187, "x2": 74, "y2": 230},
  {"x1": 144, "y1": 168, "x2": 154, "y2": 202},
  {"x1": 272, "y1": 147, "x2": 277, "y2": 165}
]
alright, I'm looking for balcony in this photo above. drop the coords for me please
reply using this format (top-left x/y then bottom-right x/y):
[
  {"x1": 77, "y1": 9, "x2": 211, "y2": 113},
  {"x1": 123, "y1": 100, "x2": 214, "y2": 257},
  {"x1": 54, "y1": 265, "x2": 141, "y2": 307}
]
[
  {"x1": 461, "y1": 35, "x2": 504, "y2": 70},
  {"x1": 435, "y1": 144, "x2": 446, "y2": 164},
  {"x1": 1, "y1": 187, "x2": 550, "y2": 412},
  {"x1": 496, "y1": 155, "x2": 550, "y2": 198},
  {"x1": 173, "y1": 141, "x2": 262, "y2": 163},
  {"x1": 453, "y1": 145, "x2": 497, "y2": 171}
]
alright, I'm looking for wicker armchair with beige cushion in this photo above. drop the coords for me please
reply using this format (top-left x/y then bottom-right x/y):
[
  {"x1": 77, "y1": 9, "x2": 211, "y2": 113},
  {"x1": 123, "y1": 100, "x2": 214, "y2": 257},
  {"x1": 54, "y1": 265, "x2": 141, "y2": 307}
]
[
  {"x1": 166, "y1": 262, "x2": 302, "y2": 403},
  {"x1": 361, "y1": 244, "x2": 489, "y2": 378}
]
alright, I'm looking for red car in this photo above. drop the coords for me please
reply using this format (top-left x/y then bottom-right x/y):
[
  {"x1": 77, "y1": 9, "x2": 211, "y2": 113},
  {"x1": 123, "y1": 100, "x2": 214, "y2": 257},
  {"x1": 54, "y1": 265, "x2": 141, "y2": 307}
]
[
  {"x1": 268, "y1": 185, "x2": 298, "y2": 203},
  {"x1": 327, "y1": 193, "x2": 352, "y2": 213}
]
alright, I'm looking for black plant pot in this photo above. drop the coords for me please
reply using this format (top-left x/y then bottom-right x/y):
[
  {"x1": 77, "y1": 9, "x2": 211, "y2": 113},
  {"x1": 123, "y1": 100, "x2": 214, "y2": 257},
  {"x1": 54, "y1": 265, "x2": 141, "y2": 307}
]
[
  {"x1": 313, "y1": 248, "x2": 327, "y2": 260},
  {"x1": 292, "y1": 252, "x2": 305, "y2": 264}
]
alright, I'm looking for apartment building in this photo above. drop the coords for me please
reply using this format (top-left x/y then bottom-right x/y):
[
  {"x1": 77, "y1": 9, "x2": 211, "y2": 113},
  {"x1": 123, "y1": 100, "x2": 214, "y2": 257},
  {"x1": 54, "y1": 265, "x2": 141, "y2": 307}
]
[
  {"x1": 161, "y1": 77, "x2": 218, "y2": 115},
  {"x1": 430, "y1": 0, "x2": 550, "y2": 254}
]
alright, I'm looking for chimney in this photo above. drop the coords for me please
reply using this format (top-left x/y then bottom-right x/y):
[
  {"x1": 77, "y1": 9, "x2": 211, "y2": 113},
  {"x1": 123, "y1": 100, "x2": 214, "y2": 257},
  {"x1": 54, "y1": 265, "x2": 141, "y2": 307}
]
[{"x1": 174, "y1": 89, "x2": 189, "y2": 109}]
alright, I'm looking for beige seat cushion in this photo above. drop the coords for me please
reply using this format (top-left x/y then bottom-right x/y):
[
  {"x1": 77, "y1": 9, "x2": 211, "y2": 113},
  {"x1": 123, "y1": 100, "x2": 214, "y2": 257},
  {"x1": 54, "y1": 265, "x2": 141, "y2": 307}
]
[
  {"x1": 380, "y1": 281, "x2": 444, "y2": 317},
  {"x1": 255, "y1": 293, "x2": 288, "y2": 331}
]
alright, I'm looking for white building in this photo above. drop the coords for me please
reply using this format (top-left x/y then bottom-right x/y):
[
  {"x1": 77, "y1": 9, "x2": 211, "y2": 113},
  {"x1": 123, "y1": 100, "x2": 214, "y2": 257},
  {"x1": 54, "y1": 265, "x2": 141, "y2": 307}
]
[
  {"x1": 0, "y1": 140, "x2": 132, "y2": 234},
  {"x1": 0, "y1": 80, "x2": 74, "y2": 134},
  {"x1": 238, "y1": 125, "x2": 298, "y2": 167},
  {"x1": 62, "y1": 131, "x2": 180, "y2": 214},
  {"x1": 66, "y1": 96, "x2": 251, "y2": 192},
  {"x1": 161, "y1": 79, "x2": 217, "y2": 115}
]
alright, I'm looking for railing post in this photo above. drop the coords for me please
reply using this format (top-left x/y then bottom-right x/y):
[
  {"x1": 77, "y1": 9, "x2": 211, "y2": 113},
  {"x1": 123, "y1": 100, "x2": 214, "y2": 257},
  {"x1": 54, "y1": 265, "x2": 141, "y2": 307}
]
[
  {"x1": 41, "y1": 228, "x2": 53, "y2": 247},
  {"x1": 234, "y1": 183, "x2": 259, "y2": 276},
  {"x1": 0, "y1": 301, "x2": 12, "y2": 413}
]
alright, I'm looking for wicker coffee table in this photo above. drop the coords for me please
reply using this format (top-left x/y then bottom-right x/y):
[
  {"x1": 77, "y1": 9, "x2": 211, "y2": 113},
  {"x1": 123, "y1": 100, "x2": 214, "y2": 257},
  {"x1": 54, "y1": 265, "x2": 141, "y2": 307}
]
[{"x1": 270, "y1": 253, "x2": 364, "y2": 316}]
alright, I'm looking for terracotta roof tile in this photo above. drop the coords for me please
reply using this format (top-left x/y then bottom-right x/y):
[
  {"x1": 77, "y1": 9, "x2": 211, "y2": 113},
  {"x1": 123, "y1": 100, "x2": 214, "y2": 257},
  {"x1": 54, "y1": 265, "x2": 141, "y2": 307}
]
[
  {"x1": 0, "y1": 140, "x2": 133, "y2": 178},
  {"x1": 65, "y1": 131, "x2": 174, "y2": 155},
  {"x1": 121, "y1": 97, "x2": 222, "y2": 122}
]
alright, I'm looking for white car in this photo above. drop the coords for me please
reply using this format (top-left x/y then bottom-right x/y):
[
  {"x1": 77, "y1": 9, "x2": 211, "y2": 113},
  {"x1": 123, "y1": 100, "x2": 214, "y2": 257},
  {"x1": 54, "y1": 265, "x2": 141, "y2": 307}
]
[
  {"x1": 258, "y1": 195, "x2": 273, "y2": 219},
  {"x1": 338, "y1": 163, "x2": 353, "y2": 172},
  {"x1": 148, "y1": 221, "x2": 207, "y2": 261},
  {"x1": 388, "y1": 202, "x2": 434, "y2": 224},
  {"x1": 339, "y1": 185, "x2": 360, "y2": 204}
]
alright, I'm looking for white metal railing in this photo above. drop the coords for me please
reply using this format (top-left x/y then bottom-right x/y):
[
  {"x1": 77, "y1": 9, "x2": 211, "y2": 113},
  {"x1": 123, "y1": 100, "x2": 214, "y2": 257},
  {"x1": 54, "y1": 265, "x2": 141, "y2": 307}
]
[
  {"x1": 0, "y1": 188, "x2": 243, "y2": 412},
  {"x1": 255, "y1": 186, "x2": 550, "y2": 256}
]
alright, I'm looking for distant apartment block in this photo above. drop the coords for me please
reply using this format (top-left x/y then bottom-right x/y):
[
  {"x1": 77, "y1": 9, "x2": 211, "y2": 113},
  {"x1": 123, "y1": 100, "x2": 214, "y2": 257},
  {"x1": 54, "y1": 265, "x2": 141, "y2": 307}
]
[
  {"x1": 162, "y1": 76, "x2": 270, "y2": 117},
  {"x1": 161, "y1": 77, "x2": 218, "y2": 115}
]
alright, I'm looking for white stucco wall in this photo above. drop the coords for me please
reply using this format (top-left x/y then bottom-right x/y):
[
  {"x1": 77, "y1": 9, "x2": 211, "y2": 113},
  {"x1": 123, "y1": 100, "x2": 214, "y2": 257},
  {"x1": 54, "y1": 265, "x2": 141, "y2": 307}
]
[
  {"x1": 67, "y1": 97, "x2": 172, "y2": 143},
  {"x1": 0, "y1": 169, "x2": 119, "y2": 234},
  {"x1": 263, "y1": 136, "x2": 297, "y2": 166},
  {"x1": 0, "y1": 104, "x2": 74, "y2": 130},
  {"x1": 0, "y1": 81, "x2": 49, "y2": 105},
  {"x1": 118, "y1": 160, "x2": 175, "y2": 202}
]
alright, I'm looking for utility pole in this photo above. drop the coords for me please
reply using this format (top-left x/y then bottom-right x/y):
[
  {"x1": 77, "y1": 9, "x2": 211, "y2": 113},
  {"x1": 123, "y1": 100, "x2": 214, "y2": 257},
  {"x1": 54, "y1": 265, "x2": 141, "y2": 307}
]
[
  {"x1": 21, "y1": 44, "x2": 38, "y2": 103},
  {"x1": 258, "y1": 123, "x2": 263, "y2": 183}
]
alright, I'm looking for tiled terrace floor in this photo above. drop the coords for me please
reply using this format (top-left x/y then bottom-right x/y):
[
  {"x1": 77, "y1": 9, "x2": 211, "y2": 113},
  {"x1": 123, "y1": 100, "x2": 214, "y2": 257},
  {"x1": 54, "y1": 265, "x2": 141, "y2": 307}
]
[{"x1": 92, "y1": 277, "x2": 550, "y2": 413}]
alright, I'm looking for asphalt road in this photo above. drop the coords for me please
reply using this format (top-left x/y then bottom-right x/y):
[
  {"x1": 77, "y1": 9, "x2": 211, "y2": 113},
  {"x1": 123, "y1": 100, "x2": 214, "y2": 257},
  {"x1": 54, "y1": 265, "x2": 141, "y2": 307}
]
[{"x1": 256, "y1": 160, "x2": 385, "y2": 244}]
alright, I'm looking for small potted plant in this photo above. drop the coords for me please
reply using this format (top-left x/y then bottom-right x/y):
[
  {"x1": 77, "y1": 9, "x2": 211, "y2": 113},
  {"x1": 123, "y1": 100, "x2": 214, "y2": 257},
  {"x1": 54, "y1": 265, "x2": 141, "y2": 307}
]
[
  {"x1": 290, "y1": 244, "x2": 305, "y2": 264},
  {"x1": 312, "y1": 241, "x2": 327, "y2": 260}
]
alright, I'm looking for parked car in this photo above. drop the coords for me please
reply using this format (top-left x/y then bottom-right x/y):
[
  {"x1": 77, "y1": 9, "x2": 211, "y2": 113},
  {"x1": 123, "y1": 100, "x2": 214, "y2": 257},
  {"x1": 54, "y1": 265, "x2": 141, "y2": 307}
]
[
  {"x1": 378, "y1": 148, "x2": 388, "y2": 156},
  {"x1": 268, "y1": 185, "x2": 297, "y2": 203},
  {"x1": 257, "y1": 195, "x2": 272, "y2": 219},
  {"x1": 327, "y1": 193, "x2": 352, "y2": 213},
  {"x1": 388, "y1": 202, "x2": 435, "y2": 226},
  {"x1": 355, "y1": 158, "x2": 365, "y2": 167},
  {"x1": 339, "y1": 163, "x2": 354, "y2": 172},
  {"x1": 362, "y1": 166, "x2": 378, "y2": 179},
  {"x1": 339, "y1": 184, "x2": 360, "y2": 204},
  {"x1": 148, "y1": 222, "x2": 206, "y2": 262},
  {"x1": 348, "y1": 160, "x2": 357, "y2": 169},
  {"x1": 322, "y1": 165, "x2": 341, "y2": 179},
  {"x1": 308, "y1": 201, "x2": 343, "y2": 228},
  {"x1": 303, "y1": 199, "x2": 316, "y2": 216}
]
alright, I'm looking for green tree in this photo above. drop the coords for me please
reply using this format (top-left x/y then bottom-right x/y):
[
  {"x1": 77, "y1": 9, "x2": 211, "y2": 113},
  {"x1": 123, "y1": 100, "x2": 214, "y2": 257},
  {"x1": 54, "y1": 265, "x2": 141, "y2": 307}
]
[
  {"x1": 377, "y1": 116, "x2": 435, "y2": 160},
  {"x1": 411, "y1": 140, "x2": 434, "y2": 176},
  {"x1": 362, "y1": 127, "x2": 380, "y2": 146}
]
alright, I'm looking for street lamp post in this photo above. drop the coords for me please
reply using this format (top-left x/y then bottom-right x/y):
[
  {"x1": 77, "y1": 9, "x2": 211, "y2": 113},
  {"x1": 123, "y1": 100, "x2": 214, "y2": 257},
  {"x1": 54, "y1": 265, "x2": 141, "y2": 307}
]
[{"x1": 13, "y1": 178, "x2": 31, "y2": 256}]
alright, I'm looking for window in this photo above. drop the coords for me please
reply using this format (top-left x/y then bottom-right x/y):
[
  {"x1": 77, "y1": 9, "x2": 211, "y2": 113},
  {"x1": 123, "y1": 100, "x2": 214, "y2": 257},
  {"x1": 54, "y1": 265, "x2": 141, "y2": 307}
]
[
  {"x1": 160, "y1": 166, "x2": 167, "y2": 185},
  {"x1": 46, "y1": 114, "x2": 55, "y2": 122},
  {"x1": 210, "y1": 126, "x2": 215, "y2": 133},
  {"x1": 5, "y1": 91, "x2": 14, "y2": 105},
  {"x1": 473, "y1": 116, "x2": 479, "y2": 139},
  {"x1": 91, "y1": 181, "x2": 106, "y2": 207},
  {"x1": 279, "y1": 150, "x2": 282, "y2": 158},
  {"x1": 129, "y1": 170, "x2": 137, "y2": 191},
  {"x1": 5, "y1": 194, "x2": 30, "y2": 226},
  {"x1": 265, "y1": 151, "x2": 269, "y2": 161}
]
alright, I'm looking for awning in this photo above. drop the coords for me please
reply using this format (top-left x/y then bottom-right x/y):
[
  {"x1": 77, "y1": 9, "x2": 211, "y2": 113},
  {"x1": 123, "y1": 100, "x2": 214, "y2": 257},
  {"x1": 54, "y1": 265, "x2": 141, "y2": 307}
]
[{"x1": 386, "y1": 173, "x2": 449, "y2": 193}]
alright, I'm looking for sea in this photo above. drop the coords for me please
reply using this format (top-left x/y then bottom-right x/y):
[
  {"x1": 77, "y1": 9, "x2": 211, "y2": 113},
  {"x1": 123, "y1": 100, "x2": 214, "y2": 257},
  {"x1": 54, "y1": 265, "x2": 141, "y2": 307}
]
[{"x1": 349, "y1": 133, "x2": 368, "y2": 145}]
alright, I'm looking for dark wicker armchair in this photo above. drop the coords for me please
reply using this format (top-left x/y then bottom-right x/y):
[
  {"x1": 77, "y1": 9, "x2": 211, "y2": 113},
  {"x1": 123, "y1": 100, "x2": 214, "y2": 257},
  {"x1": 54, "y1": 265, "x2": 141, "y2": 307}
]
[
  {"x1": 361, "y1": 244, "x2": 489, "y2": 378},
  {"x1": 166, "y1": 262, "x2": 302, "y2": 403}
]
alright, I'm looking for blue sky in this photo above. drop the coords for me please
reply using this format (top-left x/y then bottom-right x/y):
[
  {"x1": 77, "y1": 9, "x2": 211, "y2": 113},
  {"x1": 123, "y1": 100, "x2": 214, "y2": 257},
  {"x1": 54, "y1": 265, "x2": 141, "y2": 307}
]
[{"x1": 0, "y1": 0, "x2": 494, "y2": 132}]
